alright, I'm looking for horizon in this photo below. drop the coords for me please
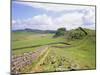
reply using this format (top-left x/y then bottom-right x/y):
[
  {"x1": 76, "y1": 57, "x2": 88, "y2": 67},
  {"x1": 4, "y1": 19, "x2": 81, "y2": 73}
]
[{"x1": 12, "y1": 26, "x2": 95, "y2": 31}]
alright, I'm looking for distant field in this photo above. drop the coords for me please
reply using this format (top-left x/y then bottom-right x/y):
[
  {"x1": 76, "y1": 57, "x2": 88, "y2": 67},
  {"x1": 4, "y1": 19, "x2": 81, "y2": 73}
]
[
  {"x1": 12, "y1": 31, "x2": 65, "y2": 55},
  {"x1": 12, "y1": 29, "x2": 96, "y2": 73}
]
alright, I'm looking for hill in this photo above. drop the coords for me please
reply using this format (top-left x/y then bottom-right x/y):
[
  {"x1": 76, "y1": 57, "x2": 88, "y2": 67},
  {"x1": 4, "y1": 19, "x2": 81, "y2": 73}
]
[
  {"x1": 12, "y1": 28, "x2": 56, "y2": 34},
  {"x1": 12, "y1": 27, "x2": 96, "y2": 73}
]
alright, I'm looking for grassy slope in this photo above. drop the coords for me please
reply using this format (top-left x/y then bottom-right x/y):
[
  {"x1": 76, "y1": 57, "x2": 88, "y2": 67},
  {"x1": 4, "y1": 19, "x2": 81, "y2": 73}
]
[
  {"x1": 29, "y1": 29, "x2": 96, "y2": 72},
  {"x1": 32, "y1": 35, "x2": 96, "y2": 72},
  {"x1": 12, "y1": 29, "x2": 96, "y2": 72}
]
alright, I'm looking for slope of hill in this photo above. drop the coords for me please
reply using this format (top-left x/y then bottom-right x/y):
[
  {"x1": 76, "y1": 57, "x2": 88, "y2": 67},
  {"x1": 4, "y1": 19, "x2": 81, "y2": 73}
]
[{"x1": 12, "y1": 27, "x2": 96, "y2": 73}]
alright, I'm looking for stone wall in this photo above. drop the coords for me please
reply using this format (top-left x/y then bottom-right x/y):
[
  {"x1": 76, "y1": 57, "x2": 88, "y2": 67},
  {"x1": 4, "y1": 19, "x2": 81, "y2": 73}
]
[{"x1": 11, "y1": 46, "x2": 48, "y2": 74}]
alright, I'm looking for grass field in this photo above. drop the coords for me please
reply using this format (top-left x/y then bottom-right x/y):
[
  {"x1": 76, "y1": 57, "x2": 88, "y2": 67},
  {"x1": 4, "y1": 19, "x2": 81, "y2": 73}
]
[
  {"x1": 12, "y1": 31, "x2": 65, "y2": 56},
  {"x1": 12, "y1": 29, "x2": 96, "y2": 73}
]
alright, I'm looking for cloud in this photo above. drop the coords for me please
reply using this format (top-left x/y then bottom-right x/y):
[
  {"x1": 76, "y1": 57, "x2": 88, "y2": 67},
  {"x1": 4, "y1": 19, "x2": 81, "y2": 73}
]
[
  {"x1": 12, "y1": 11, "x2": 95, "y2": 30},
  {"x1": 82, "y1": 8, "x2": 95, "y2": 25},
  {"x1": 54, "y1": 12, "x2": 84, "y2": 28},
  {"x1": 12, "y1": 1, "x2": 95, "y2": 30},
  {"x1": 12, "y1": 14, "x2": 54, "y2": 30}
]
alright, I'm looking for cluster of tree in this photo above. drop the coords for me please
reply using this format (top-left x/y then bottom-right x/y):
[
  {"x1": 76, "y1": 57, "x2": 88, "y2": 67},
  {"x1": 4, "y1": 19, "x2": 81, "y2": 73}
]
[
  {"x1": 65, "y1": 28, "x2": 87, "y2": 40},
  {"x1": 53, "y1": 27, "x2": 87, "y2": 40},
  {"x1": 65, "y1": 30, "x2": 86, "y2": 40},
  {"x1": 53, "y1": 28, "x2": 66, "y2": 37}
]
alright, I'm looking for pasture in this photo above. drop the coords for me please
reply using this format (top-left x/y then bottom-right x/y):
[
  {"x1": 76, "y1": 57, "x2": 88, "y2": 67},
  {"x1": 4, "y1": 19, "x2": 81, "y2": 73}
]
[{"x1": 12, "y1": 29, "x2": 96, "y2": 73}]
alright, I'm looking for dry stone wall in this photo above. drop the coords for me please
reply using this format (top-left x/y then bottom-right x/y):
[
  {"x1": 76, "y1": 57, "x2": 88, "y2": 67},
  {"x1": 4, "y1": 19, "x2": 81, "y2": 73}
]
[{"x1": 11, "y1": 46, "x2": 48, "y2": 74}]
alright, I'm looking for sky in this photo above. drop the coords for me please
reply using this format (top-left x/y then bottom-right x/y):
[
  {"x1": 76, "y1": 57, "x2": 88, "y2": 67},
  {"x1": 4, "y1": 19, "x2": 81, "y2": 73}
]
[{"x1": 12, "y1": 1, "x2": 95, "y2": 30}]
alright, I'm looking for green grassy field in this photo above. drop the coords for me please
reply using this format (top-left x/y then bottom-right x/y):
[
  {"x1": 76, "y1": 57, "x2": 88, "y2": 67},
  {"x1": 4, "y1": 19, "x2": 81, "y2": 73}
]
[
  {"x1": 12, "y1": 31, "x2": 65, "y2": 56},
  {"x1": 12, "y1": 29, "x2": 96, "y2": 73}
]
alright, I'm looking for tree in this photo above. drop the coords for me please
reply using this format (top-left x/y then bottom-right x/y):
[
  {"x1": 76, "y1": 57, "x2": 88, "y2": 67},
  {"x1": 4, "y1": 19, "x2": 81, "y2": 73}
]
[
  {"x1": 65, "y1": 27, "x2": 87, "y2": 40},
  {"x1": 53, "y1": 28, "x2": 66, "y2": 37}
]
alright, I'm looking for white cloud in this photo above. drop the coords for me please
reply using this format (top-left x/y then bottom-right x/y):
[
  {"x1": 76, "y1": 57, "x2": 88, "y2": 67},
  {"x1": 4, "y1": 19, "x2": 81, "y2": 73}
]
[
  {"x1": 12, "y1": 14, "x2": 54, "y2": 30},
  {"x1": 83, "y1": 8, "x2": 95, "y2": 25},
  {"x1": 12, "y1": 1, "x2": 95, "y2": 30},
  {"x1": 54, "y1": 12, "x2": 84, "y2": 29},
  {"x1": 12, "y1": 20, "x2": 16, "y2": 24},
  {"x1": 12, "y1": 12, "x2": 95, "y2": 30},
  {"x1": 33, "y1": 14, "x2": 53, "y2": 25}
]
